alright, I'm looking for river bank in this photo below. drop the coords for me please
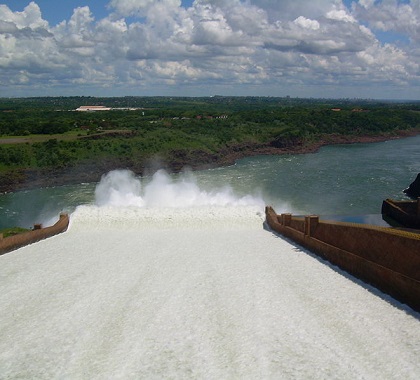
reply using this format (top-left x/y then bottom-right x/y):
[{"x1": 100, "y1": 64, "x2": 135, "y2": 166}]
[{"x1": 1, "y1": 129, "x2": 419, "y2": 194}]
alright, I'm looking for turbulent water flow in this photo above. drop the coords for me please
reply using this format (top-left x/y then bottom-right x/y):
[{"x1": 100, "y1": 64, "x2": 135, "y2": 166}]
[
  {"x1": 1, "y1": 167, "x2": 420, "y2": 378},
  {"x1": 2, "y1": 135, "x2": 420, "y2": 229},
  {"x1": 94, "y1": 169, "x2": 265, "y2": 210},
  {"x1": 1, "y1": 136, "x2": 420, "y2": 378}
]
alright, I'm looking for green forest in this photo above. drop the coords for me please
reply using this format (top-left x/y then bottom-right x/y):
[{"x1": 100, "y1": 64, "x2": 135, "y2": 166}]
[{"x1": 1, "y1": 96, "x2": 420, "y2": 192}]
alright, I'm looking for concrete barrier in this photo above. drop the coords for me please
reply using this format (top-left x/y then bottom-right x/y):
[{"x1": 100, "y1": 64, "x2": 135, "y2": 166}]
[
  {"x1": 0, "y1": 214, "x2": 69, "y2": 256},
  {"x1": 266, "y1": 206, "x2": 420, "y2": 312}
]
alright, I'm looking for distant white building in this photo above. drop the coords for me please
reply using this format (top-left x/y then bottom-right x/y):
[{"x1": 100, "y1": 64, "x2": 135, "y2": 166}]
[{"x1": 76, "y1": 106, "x2": 111, "y2": 112}]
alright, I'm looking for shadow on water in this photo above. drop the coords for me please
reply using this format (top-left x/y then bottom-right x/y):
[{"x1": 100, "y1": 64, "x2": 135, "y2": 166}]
[
  {"x1": 297, "y1": 213, "x2": 419, "y2": 230},
  {"x1": 263, "y1": 222, "x2": 420, "y2": 320},
  {"x1": 319, "y1": 214, "x2": 392, "y2": 227},
  {"x1": 320, "y1": 213, "x2": 420, "y2": 233}
]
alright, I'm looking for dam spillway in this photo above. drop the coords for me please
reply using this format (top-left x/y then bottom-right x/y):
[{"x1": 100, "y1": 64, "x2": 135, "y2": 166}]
[{"x1": 0, "y1": 204, "x2": 419, "y2": 379}]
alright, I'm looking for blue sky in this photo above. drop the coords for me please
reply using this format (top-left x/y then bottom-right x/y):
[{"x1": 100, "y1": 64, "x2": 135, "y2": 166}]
[
  {"x1": 3, "y1": 0, "x2": 195, "y2": 25},
  {"x1": 4, "y1": 1, "x2": 110, "y2": 24},
  {"x1": 0, "y1": 0, "x2": 419, "y2": 99},
  {"x1": 4, "y1": 1, "x2": 354, "y2": 25}
]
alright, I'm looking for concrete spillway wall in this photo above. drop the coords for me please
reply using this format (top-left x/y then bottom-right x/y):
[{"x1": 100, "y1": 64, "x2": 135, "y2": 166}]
[
  {"x1": 0, "y1": 214, "x2": 69, "y2": 256},
  {"x1": 265, "y1": 206, "x2": 420, "y2": 312}
]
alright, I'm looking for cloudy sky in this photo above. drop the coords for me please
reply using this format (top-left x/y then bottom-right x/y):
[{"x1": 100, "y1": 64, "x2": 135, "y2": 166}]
[{"x1": 0, "y1": 0, "x2": 419, "y2": 99}]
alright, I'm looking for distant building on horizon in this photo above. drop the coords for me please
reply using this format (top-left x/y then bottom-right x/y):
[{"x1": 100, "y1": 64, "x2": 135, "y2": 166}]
[{"x1": 76, "y1": 106, "x2": 111, "y2": 112}]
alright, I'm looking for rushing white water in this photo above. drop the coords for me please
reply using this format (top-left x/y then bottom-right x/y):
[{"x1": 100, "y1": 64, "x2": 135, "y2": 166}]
[
  {"x1": 94, "y1": 169, "x2": 265, "y2": 209},
  {"x1": 0, "y1": 170, "x2": 419, "y2": 379}
]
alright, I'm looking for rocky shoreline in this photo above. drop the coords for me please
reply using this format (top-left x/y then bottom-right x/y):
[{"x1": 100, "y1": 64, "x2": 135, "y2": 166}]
[{"x1": 1, "y1": 130, "x2": 419, "y2": 194}]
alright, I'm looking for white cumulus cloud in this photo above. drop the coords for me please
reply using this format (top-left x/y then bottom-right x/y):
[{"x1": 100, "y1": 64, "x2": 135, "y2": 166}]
[
  {"x1": 108, "y1": 0, "x2": 182, "y2": 17},
  {"x1": 0, "y1": 0, "x2": 419, "y2": 98},
  {"x1": 294, "y1": 16, "x2": 320, "y2": 30}
]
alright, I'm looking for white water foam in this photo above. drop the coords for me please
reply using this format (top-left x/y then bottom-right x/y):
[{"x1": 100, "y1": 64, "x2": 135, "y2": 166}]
[
  {"x1": 1, "y1": 169, "x2": 419, "y2": 379},
  {"x1": 71, "y1": 170, "x2": 264, "y2": 229},
  {"x1": 69, "y1": 169, "x2": 266, "y2": 230},
  {"x1": 94, "y1": 169, "x2": 265, "y2": 210},
  {"x1": 71, "y1": 204, "x2": 265, "y2": 231}
]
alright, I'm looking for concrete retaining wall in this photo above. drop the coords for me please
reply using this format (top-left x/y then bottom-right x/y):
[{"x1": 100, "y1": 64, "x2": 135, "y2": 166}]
[
  {"x1": 266, "y1": 206, "x2": 420, "y2": 312},
  {"x1": 0, "y1": 214, "x2": 69, "y2": 256}
]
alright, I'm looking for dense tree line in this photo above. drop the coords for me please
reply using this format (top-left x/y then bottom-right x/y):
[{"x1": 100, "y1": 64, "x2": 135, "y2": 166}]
[{"x1": 0, "y1": 97, "x2": 419, "y2": 173}]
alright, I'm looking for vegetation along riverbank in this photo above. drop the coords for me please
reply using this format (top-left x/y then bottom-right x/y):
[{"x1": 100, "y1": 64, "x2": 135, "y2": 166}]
[{"x1": 1, "y1": 96, "x2": 420, "y2": 193}]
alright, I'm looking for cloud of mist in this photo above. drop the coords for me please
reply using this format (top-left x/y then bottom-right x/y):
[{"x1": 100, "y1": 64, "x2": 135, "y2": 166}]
[
  {"x1": 95, "y1": 169, "x2": 144, "y2": 207},
  {"x1": 94, "y1": 169, "x2": 265, "y2": 209}
]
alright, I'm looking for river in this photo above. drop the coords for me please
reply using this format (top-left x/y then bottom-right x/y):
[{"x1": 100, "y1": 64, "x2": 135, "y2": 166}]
[{"x1": 1, "y1": 135, "x2": 419, "y2": 230}]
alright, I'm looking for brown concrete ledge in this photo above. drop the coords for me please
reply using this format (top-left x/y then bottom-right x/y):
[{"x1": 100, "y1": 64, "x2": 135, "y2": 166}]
[
  {"x1": 265, "y1": 206, "x2": 420, "y2": 313},
  {"x1": 0, "y1": 214, "x2": 69, "y2": 256}
]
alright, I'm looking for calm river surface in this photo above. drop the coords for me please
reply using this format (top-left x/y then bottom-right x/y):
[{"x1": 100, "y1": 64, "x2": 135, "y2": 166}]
[{"x1": 1, "y1": 135, "x2": 419, "y2": 230}]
